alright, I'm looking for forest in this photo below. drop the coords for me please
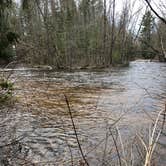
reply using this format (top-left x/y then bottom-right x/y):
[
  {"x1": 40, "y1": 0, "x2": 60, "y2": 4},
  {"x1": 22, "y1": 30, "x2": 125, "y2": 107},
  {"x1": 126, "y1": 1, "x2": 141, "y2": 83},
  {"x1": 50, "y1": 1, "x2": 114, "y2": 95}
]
[
  {"x1": 0, "y1": 0, "x2": 166, "y2": 166},
  {"x1": 0, "y1": 0, "x2": 166, "y2": 68}
]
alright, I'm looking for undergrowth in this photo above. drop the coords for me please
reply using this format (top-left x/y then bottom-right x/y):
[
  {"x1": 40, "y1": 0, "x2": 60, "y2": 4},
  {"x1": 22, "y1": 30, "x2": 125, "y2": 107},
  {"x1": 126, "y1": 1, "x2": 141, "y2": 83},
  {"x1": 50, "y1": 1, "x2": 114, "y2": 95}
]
[{"x1": 0, "y1": 78, "x2": 14, "y2": 104}]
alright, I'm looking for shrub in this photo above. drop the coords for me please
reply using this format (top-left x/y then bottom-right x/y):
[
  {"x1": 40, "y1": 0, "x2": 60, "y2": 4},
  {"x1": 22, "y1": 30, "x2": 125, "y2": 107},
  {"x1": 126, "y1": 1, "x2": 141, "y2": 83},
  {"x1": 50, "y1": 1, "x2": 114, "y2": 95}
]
[{"x1": 0, "y1": 78, "x2": 14, "y2": 103}]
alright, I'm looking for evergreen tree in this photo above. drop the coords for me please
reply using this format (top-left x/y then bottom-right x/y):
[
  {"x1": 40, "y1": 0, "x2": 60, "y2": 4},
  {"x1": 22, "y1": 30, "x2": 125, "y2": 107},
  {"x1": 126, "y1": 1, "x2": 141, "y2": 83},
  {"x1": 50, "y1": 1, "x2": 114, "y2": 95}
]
[
  {"x1": 0, "y1": 0, "x2": 19, "y2": 63},
  {"x1": 140, "y1": 11, "x2": 155, "y2": 59}
]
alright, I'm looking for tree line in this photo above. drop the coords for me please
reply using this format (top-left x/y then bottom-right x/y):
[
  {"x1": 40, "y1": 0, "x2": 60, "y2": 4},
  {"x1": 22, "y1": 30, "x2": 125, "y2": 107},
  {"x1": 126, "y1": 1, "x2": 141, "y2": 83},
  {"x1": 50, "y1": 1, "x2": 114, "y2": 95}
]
[{"x1": 0, "y1": 0, "x2": 166, "y2": 69}]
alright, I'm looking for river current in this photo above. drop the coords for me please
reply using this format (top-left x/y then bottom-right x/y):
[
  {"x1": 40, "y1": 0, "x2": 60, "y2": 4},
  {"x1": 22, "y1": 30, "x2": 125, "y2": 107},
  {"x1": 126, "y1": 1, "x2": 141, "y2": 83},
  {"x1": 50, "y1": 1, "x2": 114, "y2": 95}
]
[{"x1": 0, "y1": 60, "x2": 165, "y2": 165}]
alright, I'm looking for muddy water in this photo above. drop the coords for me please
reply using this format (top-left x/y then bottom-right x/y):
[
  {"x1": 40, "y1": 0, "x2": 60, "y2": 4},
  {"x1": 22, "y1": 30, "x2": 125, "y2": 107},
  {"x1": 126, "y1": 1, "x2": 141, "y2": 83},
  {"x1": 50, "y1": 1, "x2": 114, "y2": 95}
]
[{"x1": 0, "y1": 60, "x2": 166, "y2": 165}]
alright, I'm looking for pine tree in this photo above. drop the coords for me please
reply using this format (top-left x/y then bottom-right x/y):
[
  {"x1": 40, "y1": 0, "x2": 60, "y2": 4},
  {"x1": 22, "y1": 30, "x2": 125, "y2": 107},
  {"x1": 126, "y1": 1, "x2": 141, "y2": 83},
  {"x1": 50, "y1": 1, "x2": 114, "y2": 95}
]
[{"x1": 140, "y1": 11, "x2": 155, "y2": 59}]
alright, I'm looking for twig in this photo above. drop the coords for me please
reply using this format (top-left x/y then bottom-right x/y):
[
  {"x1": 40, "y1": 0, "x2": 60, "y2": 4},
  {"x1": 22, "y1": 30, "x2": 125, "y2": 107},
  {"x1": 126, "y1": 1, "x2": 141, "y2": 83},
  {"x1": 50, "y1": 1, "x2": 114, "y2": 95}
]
[
  {"x1": 161, "y1": 104, "x2": 166, "y2": 131},
  {"x1": 144, "y1": 0, "x2": 166, "y2": 24},
  {"x1": 102, "y1": 121, "x2": 109, "y2": 166},
  {"x1": 141, "y1": 109, "x2": 163, "y2": 166},
  {"x1": 116, "y1": 126, "x2": 128, "y2": 166},
  {"x1": 134, "y1": 82, "x2": 153, "y2": 98},
  {"x1": 109, "y1": 128, "x2": 122, "y2": 166},
  {"x1": 85, "y1": 114, "x2": 125, "y2": 156},
  {"x1": 135, "y1": 144, "x2": 144, "y2": 165},
  {"x1": 64, "y1": 95, "x2": 89, "y2": 166},
  {"x1": 0, "y1": 136, "x2": 24, "y2": 148},
  {"x1": 60, "y1": 117, "x2": 74, "y2": 166}
]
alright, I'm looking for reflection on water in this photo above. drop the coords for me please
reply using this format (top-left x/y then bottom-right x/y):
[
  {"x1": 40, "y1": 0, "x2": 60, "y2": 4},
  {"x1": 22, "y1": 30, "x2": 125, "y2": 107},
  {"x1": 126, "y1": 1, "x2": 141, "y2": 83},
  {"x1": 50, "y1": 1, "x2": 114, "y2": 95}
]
[{"x1": 0, "y1": 60, "x2": 166, "y2": 165}]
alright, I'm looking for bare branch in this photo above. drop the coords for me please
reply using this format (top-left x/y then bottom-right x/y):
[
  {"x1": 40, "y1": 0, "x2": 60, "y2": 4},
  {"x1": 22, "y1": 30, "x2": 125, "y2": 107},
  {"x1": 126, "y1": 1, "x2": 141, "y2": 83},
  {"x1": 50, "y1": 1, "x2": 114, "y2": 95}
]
[
  {"x1": 64, "y1": 95, "x2": 89, "y2": 166},
  {"x1": 144, "y1": 0, "x2": 166, "y2": 24}
]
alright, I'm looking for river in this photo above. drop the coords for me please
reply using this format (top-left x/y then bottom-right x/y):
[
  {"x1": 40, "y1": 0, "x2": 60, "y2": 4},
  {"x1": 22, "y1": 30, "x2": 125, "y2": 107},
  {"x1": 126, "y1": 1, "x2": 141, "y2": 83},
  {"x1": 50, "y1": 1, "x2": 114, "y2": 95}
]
[{"x1": 0, "y1": 60, "x2": 166, "y2": 165}]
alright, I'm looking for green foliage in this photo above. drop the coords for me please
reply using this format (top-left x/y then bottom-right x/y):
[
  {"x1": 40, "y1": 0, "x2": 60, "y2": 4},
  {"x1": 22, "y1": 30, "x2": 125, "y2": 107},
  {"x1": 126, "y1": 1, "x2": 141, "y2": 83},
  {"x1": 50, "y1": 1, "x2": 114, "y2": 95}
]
[
  {"x1": 0, "y1": 46, "x2": 15, "y2": 61},
  {"x1": 0, "y1": 78, "x2": 14, "y2": 103},
  {"x1": 0, "y1": 79, "x2": 13, "y2": 90},
  {"x1": 112, "y1": 50, "x2": 121, "y2": 64},
  {"x1": 0, "y1": 0, "x2": 19, "y2": 62},
  {"x1": 0, "y1": 31, "x2": 19, "y2": 61},
  {"x1": 6, "y1": 31, "x2": 19, "y2": 43},
  {"x1": 0, "y1": 0, "x2": 12, "y2": 8},
  {"x1": 140, "y1": 11, "x2": 155, "y2": 59},
  {"x1": 21, "y1": 0, "x2": 30, "y2": 10}
]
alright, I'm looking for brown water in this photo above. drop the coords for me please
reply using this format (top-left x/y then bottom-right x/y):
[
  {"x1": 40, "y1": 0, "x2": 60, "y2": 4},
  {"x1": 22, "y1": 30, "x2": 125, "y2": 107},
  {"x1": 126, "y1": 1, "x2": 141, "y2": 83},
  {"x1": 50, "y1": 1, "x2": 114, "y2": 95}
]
[{"x1": 0, "y1": 60, "x2": 166, "y2": 165}]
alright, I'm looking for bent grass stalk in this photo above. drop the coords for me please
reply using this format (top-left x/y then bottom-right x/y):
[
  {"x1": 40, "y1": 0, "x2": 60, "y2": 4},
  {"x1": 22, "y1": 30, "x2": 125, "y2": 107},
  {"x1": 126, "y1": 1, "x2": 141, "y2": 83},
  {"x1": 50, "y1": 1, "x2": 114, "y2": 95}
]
[{"x1": 137, "y1": 109, "x2": 164, "y2": 166}]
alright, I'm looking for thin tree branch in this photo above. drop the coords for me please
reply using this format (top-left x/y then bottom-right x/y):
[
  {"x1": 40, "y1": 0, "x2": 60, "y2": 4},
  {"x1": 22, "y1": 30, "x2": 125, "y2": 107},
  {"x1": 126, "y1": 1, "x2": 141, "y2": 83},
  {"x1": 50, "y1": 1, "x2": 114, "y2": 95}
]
[
  {"x1": 144, "y1": 0, "x2": 166, "y2": 24},
  {"x1": 109, "y1": 128, "x2": 122, "y2": 166}
]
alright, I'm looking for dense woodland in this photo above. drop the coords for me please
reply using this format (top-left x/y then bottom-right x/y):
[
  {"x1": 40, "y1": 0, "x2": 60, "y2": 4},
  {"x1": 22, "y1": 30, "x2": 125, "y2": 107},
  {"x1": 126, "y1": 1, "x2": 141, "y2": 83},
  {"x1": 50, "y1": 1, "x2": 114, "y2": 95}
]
[{"x1": 0, "y1": 0, "x2": 166, "y2": 69}]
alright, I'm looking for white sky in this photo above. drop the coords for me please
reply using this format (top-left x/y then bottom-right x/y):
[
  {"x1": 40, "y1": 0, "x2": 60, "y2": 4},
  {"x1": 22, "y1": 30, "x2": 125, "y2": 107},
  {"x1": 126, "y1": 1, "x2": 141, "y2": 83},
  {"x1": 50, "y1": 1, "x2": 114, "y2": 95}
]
[
  {"x1": 113, "y1": 0, "x2": 165, "y2": 31},
  {"x1": 14, "y1": 0, "x2": 165, "y2": 32},
  {"x1": 14, "y1": 0, "x2": 165, "y2": 16}
]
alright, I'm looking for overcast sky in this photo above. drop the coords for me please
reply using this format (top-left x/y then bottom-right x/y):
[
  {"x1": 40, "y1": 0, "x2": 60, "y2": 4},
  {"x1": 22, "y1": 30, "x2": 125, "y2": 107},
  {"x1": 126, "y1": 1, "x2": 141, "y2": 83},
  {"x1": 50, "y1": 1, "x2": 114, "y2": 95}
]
[
  {"x1": 14, "y1": 0, "x2": 165, "y2": 30},
  {"x1": 14, "y1": 0, "x2": 165, "y2": 15}
]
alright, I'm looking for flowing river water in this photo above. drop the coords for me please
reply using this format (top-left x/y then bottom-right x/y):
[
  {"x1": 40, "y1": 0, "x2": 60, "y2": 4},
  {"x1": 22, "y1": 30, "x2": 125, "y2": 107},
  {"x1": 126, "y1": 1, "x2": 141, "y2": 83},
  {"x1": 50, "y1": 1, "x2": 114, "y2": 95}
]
[{"x1": 0, "y1": 60, "x2": 166, "y2": 165}]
